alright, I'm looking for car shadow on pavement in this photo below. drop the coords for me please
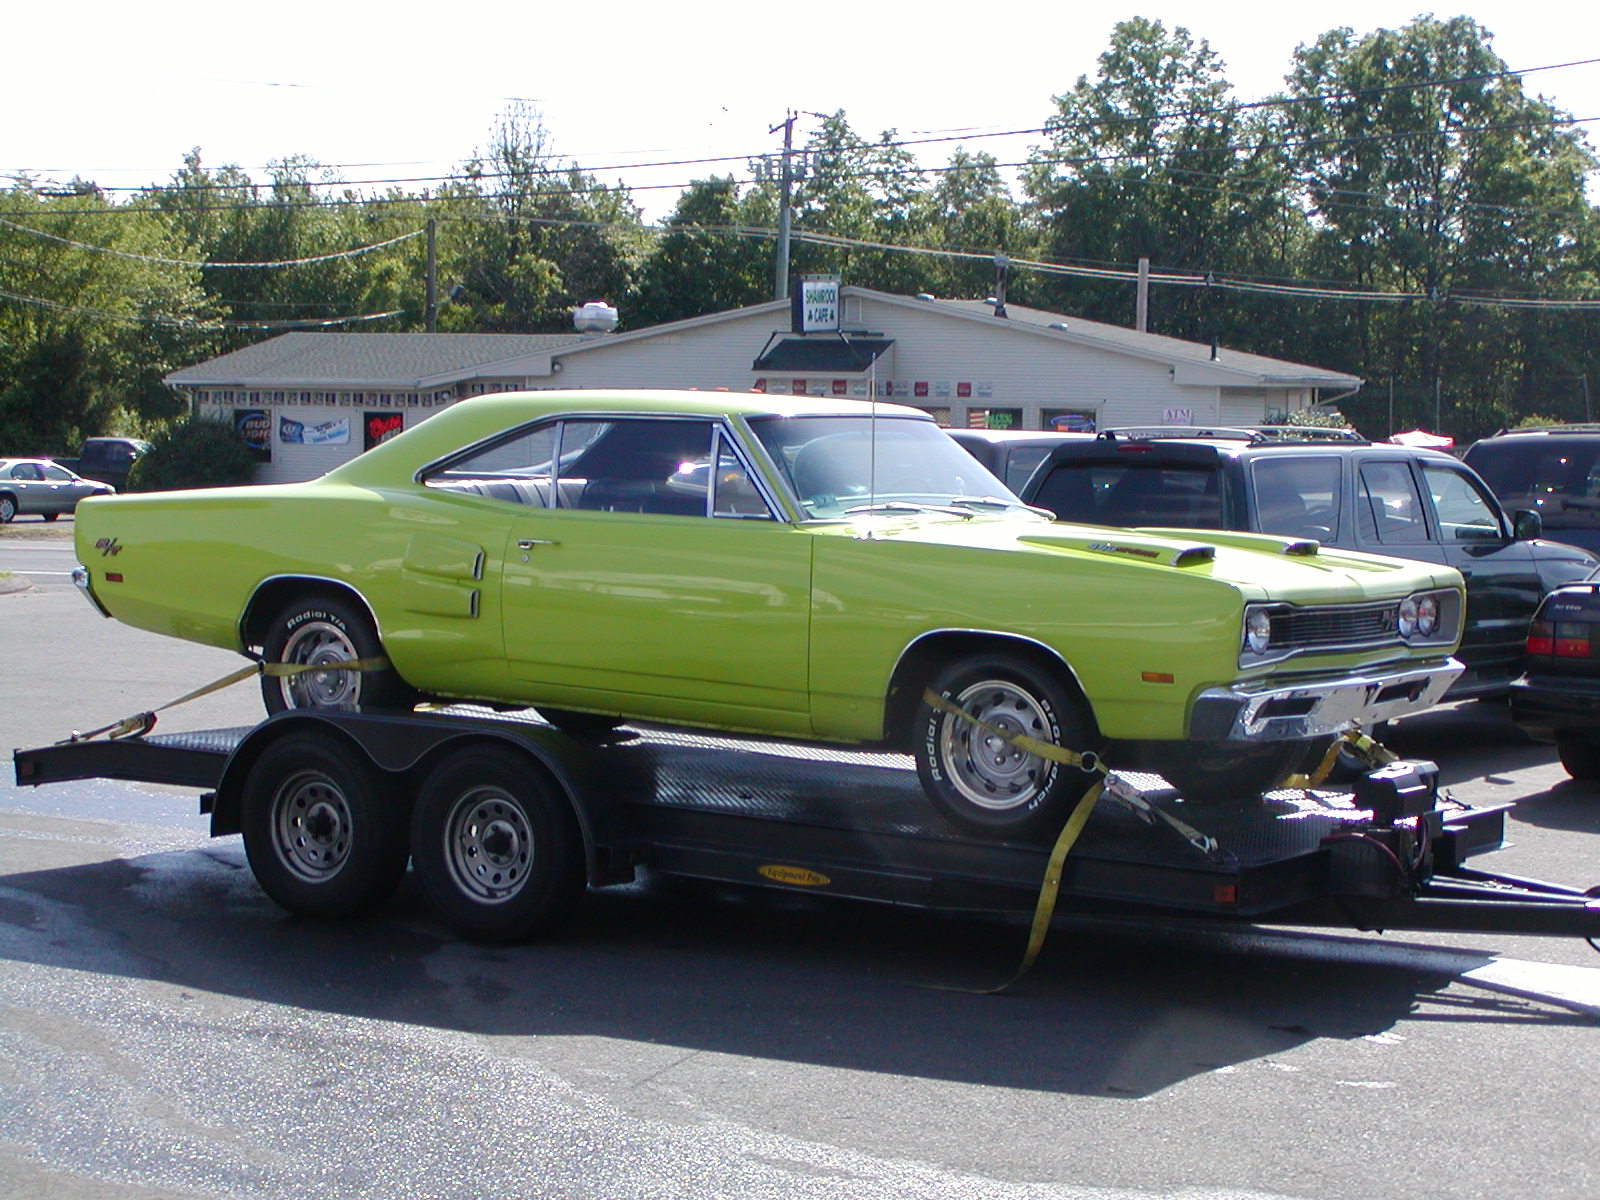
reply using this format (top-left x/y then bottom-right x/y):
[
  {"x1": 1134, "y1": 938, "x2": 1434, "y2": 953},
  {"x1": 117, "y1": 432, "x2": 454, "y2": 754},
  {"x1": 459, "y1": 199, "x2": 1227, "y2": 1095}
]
[{"x1": 0, "y1": 842, "x2": 1586, "y2": 1103}]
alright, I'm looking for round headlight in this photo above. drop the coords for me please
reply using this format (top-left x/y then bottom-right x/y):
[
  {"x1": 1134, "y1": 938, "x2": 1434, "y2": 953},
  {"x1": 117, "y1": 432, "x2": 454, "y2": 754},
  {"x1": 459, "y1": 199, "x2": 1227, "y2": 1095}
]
[
  {"x1": 1245, "y1": 608, "x2": 1273, "y2": 655},
  {"x1": 1397, "y1": 597, "x2": 1419, "y2": 638},
  {"x1": 1415, "y1": 593, "x2": 1439, "y2": 637}
]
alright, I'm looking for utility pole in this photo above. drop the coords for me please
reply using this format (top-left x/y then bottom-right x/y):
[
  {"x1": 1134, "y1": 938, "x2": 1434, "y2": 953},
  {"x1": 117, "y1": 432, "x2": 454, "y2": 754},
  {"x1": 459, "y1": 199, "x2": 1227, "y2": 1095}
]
[
  {"x1": 425, "y1": 216, "x2": 438, "y2": 332},
  {"x1": 1136, "y1": 257, "x2": 1150, "y2": 332},
  {"x1": 772, "y1": 112, "x2": 797, "y2": 302}
]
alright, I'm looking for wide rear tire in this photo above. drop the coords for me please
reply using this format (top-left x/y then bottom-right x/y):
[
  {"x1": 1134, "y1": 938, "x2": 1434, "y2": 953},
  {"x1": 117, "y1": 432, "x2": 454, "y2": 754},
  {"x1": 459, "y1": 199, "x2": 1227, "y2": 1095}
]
[
  {"x1": 1556, "y1": 733, "x2": 1600, "y2": 781},
  {"x1": 259, "y1": 593, "x2": 416, "y2": 715}
]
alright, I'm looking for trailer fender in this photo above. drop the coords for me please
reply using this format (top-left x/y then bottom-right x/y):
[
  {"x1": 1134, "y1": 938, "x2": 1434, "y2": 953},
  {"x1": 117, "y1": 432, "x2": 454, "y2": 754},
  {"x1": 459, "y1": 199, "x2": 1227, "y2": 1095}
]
[{"x1": 209, "y1": 709, "x2": 630, "y2": 887}]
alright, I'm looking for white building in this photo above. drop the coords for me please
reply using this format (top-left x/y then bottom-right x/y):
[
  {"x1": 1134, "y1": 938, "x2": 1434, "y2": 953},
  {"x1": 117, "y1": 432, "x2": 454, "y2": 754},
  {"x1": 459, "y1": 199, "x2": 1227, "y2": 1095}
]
[{"x1": 166, "y1": 285, "x2": 1361, "y2": 484}]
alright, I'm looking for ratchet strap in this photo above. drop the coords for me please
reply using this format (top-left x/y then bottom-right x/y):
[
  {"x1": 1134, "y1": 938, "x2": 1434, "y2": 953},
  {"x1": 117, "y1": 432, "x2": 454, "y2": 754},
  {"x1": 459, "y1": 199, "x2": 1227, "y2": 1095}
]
[
  {"x1": 921, "y1": 688, "x2": 1110, "y2": 993},
  {"x1": 60, "y1": 657, "x2": 391, "y2": 743}
]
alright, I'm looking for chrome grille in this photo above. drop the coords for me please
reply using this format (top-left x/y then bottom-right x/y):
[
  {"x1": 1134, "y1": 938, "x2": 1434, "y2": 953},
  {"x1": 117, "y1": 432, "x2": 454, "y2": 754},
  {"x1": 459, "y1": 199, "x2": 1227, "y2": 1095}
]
[{"x1": 1270, "y1": 601, "x2": 1400, "y2": 651}]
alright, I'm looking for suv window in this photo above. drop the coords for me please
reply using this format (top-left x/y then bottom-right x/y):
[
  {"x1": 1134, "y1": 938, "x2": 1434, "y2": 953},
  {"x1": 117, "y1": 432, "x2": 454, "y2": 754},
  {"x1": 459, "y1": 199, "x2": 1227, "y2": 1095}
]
[
  {"x1": 1467, "y1": 437, "x2": 1600, "y2": 539},
  {"x1": 1357, "y1": 460, "x2": 1431, "y2": 545},
  {"x1": 1421, "y1": 460, "x2": 1505, "y2": 543},
  {"x1": 1029, "y1": 461, "x2": 1223, "y2": 528},
  {"x1": 1252, "y1": 456, "x2": 1341, "y2": 539}
]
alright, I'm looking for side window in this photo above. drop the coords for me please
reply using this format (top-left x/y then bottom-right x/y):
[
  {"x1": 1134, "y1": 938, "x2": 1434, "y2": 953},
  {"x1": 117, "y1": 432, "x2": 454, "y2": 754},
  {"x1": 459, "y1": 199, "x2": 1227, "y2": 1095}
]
[
  {"x1": 1422, "y1": 462, "x2": 1505, "y2": 542},
  {"x1": 1357, "y1": 461, "x2": 1431, "y2": 545},
  {"x1": 1253, "y1": 456, "x2": 1341, "y2": 539},
  {"x1": 709, "y1": 434, "x2": 774, "y2": 519},
  {"x1": 562, "y1": 418, "x2": 720, "y2": 517},
  {"x1": 422, "y1": 422, "x2": 562, "y2": 506},
  {"x1": 12, "y1": 463, "x2": 44, "y2": 481},
  {"x1": 42, "y1": 464, "x2": 75, "y2": 481}
]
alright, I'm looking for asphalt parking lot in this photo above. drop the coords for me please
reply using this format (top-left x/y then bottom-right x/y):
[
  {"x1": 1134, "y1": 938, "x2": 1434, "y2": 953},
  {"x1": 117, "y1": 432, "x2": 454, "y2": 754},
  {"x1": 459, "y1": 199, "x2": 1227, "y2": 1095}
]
[{"x1": 3, "y1": 517, "x2": 1598, "y2": 1200}]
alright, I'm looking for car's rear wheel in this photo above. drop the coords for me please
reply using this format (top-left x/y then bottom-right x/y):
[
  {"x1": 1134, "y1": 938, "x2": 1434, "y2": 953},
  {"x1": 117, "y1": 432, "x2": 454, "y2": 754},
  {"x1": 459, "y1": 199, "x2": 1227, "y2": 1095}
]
[
  {"x1": 239, "y1": 731, "x2": 410, "y2": 918},
  {"x1": 410, "y1": 745, "x2": 586, "y2": 941},
  {"x1": 913, "y1": 652, "x2": 1101, "y2": 840},
  {"x1": 1556, "y1": 733, "x2": 1600, "y2": 781},
  {"x1": 259, "y1": 593, "x2": 417, "y2": 715}
]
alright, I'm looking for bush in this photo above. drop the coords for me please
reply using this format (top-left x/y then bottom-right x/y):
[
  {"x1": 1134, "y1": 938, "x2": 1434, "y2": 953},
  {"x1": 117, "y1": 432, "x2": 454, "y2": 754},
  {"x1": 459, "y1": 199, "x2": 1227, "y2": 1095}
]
[{"x1": 128, "y1": 416, "x2": 260, "y2": 491}]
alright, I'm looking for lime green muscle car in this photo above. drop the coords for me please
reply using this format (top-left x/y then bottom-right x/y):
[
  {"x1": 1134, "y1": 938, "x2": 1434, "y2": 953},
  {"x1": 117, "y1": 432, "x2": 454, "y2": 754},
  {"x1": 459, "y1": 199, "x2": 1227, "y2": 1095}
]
[{"x1": 72, "y1": 390, "x2": 1465, "y2": 836}]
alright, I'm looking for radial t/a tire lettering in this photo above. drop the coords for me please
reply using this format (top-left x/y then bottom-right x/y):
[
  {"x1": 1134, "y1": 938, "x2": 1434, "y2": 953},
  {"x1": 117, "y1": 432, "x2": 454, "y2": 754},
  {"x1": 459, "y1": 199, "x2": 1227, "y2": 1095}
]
[
  {"x1": 259, "y1": 593, "x2": 416, "y2": 715},
  {"x1": 410, "y1": 745, "x2": 586, "y2": 942},
  {"x1": 239, "y1": 731, "x2": 410, "y2": 918},
  {"x1": 913, "y1": 652, "x2": 1100, "y2": 841}
]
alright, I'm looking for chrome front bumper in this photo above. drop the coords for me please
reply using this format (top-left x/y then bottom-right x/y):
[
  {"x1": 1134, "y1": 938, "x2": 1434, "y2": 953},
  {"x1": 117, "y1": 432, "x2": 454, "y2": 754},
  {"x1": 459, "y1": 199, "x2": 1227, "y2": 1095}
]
[{"x1": 1191, "y1": 658, "x2": 1464, "y2": 742}]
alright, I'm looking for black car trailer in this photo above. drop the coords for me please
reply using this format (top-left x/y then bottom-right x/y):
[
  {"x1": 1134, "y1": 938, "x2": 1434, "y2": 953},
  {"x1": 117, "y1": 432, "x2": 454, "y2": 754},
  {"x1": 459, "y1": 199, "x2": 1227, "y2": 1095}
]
[{"x1": 13, "y1": 707, "x2": 1600, "y2": 954}]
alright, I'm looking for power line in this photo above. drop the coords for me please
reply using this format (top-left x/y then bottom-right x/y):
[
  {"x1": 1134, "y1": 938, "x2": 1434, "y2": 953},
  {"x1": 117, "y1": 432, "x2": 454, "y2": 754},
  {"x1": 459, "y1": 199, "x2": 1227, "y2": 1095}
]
[{"x1": 0, "y1": 217, "x2": 424, "y2": 267}]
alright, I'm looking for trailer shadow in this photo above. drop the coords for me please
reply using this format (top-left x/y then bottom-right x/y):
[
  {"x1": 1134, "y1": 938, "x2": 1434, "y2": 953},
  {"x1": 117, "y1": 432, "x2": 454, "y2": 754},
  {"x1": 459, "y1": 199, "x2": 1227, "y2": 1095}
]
[{"x1": 0, "y1": 841, "x2": 1585, "y2": 1103}]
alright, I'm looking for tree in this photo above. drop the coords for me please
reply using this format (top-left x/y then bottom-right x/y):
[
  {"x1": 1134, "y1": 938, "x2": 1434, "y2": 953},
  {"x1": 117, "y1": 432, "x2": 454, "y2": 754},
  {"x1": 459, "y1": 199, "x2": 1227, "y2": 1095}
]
[
  {"x1": 633, "y1": 177, "x2": 773, "y2": 326},
  {"x1": 0, "y1": 182, "x2": 214, "y2": 452}
]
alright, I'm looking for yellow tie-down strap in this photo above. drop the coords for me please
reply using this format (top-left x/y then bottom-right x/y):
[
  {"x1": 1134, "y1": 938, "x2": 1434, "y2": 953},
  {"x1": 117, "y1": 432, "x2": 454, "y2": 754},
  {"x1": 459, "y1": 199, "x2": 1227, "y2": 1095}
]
[
  {"x1": 60, "y1": 657, "x2": 392, "y2": 744},
  {"x1": 917, "y1": 690, "x2": 1398, "y2": 992},
  {"x1": 921, "y1": 688, "x2": 1109, "y2": 994}
]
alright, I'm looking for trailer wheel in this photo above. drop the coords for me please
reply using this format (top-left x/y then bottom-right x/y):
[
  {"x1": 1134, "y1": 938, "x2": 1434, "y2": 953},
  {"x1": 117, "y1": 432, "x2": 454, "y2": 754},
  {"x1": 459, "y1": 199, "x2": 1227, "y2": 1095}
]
[
  {"x1": 1556, "y1": 733, "x2": 1600, "y2": 781},
  {"x1": 240, "y1": 732, "x2": 410, "y2": 918},
  {"x1": 914, "y1": 653, "x2": 1100, "y2": 840},
  {"x1": 410, "y1": 745, "x2": 585, "y2": 941},
  {"x1": 260, "y1": 593, "x2": 416, "y2": 715}
]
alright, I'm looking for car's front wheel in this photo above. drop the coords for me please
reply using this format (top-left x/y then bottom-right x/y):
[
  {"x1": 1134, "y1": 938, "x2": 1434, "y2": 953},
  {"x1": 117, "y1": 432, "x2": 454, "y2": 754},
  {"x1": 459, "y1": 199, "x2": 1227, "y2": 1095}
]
[
  {"x1": 259, "y1": 593, "x2": 417, "y2": 715},
  {"x1": 0, "y1": 494, "x2": 16, "y2": 523},
  {"x1": 913, "y1": 653, "x2": 1101, "y2": 840}
]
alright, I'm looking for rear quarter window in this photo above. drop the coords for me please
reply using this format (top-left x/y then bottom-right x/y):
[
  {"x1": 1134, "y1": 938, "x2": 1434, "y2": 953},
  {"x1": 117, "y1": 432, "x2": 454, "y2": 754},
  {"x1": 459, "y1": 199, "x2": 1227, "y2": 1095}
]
[{"x1": 1030, "y1": 461, "x2": 1223, "y2": 528}]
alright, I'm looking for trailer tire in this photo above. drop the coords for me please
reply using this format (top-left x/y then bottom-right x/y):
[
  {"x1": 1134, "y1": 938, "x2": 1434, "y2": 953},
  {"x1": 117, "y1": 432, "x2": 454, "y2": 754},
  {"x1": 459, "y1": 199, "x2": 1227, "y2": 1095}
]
[
  {"x1": 260, "y1": 593, "x2": 416, "y2": 715},
  {"x1": 914, "y1": 652, "x2": 1100, "y2": 840},
  {"x1": 410, "y1": 745, "x2": 585, "y2": 942},
  {"x1": 240, "y1": 731, "x2": 410, "y2": 918}
]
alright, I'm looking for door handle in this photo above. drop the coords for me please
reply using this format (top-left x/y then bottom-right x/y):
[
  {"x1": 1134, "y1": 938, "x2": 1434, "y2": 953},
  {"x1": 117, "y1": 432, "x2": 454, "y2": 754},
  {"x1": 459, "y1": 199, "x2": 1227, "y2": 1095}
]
[{"x1": 517, "y1": 538, "x2": 559, "y2": 549}]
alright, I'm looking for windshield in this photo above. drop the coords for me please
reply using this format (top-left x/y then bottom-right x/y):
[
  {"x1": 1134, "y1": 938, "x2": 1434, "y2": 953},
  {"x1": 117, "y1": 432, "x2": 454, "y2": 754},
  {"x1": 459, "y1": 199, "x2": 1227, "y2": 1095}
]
[{"x1": 749, "y1": 415, "x2": 1024, "y2": 517}]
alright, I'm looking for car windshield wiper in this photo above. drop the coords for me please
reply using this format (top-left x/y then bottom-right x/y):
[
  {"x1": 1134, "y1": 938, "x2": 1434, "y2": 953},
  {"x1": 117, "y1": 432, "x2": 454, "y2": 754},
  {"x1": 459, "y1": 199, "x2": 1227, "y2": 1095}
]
[
  {"x1": 842, "y1": 500, "x2": 975, "y2": 518},
  {"x1": 949, "y1": 495, "x2": 1056, "y2": 518}
]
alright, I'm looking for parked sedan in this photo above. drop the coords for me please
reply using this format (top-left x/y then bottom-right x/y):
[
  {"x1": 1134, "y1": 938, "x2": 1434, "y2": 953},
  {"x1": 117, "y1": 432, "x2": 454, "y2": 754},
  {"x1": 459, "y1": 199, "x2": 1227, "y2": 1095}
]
[
  {"x1": 71, "y1": 391, "x2": 1466, "y2": 834},
  {"x1": 1511, "y1": 569, "x2": 1600, "y2": 779},
  {"x1": 0, "y1": 457, "x2": 115, "y2": 522}
]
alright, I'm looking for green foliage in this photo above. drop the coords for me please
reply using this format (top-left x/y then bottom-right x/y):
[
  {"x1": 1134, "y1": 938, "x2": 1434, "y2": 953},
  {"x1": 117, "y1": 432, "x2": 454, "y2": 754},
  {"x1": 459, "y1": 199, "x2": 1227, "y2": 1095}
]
[{"x1": 129, "y1": 415, "x2": 260, "y2": 491}]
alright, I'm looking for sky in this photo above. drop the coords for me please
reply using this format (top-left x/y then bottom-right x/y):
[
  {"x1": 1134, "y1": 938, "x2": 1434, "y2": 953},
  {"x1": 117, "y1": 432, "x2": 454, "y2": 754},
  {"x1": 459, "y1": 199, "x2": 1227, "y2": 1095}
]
[{"x1": 7, "y1": 2, "x2": 1600, "y2": 221}]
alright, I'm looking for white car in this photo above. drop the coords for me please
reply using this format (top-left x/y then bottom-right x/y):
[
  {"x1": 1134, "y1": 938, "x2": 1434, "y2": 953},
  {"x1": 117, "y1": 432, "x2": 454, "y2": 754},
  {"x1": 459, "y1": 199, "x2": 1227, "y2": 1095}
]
[{"x1": 0, "y1": 458, "x2": 115, "y2": 522}]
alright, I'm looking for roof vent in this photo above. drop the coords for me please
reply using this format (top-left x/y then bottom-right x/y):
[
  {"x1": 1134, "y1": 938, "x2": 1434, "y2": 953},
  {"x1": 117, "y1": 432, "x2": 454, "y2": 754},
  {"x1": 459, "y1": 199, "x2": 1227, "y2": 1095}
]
[{"x1": 573, "y1": 301, "x2": 619, "y2": 334}]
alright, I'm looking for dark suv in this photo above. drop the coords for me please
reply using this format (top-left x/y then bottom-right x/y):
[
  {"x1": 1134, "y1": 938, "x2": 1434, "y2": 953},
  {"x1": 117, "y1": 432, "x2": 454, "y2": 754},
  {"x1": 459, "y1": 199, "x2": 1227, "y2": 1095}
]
[
  {"x1": 1463, "y1": 426, "x2": 1600, "y2": 556},
  {"x1": 1020, "y1": 428, "x2": 1600, "y2": 699}
]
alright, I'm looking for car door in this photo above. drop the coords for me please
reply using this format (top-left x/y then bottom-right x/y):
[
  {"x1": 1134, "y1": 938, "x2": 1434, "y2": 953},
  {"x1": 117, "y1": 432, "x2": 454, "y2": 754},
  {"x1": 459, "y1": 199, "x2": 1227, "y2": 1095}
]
[
  {"x1": 495, "y1": 415, "x2": 814, "y2": 734},
  {"x1": 39, "y1": 462, "x2": 97, "y2": 512},
  {"x1": 1416, "y1": 456, "x2": 1541, "y2": 683}
]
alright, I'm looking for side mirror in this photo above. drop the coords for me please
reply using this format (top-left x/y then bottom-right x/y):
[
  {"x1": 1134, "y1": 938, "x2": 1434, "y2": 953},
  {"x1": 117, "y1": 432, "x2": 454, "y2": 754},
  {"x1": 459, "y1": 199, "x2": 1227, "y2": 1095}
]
[{"x1": 1512, "y1": 509, "x2": 1543, "y2": 540}]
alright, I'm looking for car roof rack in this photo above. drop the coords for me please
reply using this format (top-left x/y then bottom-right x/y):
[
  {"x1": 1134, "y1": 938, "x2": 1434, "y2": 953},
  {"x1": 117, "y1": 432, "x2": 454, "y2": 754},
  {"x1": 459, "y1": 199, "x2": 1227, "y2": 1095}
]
[
  {"x1": 1486, "y1": 423, "x2": 1600, "y2": 437},
  {"x1": 1100, "y1": 425, "x2": 1366, "y2": 446}
]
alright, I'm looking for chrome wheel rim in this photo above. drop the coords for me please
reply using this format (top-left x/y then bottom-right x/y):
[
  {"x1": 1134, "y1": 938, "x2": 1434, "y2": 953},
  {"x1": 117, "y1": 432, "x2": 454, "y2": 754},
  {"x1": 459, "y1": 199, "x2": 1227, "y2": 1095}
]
[
  {"x1": 442, "y1": 787, "x2": 533, "y2": 905},
  {"x1": 271, "y1": 770, "x2": 353, "y2": 883},
  {"x1": 938, "y1": 679, "x2": 1052, "y2": 812},
  {"x1": 279, "y1": 619, "x2": 362, "y2": 709}
]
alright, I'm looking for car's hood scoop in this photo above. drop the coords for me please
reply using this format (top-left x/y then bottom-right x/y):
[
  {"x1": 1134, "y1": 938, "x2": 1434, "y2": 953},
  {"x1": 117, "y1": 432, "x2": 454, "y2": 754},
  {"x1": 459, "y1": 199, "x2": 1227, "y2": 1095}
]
[{"x1": 1017, "y1": 528, "x2": 1218, "y2": 568}]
